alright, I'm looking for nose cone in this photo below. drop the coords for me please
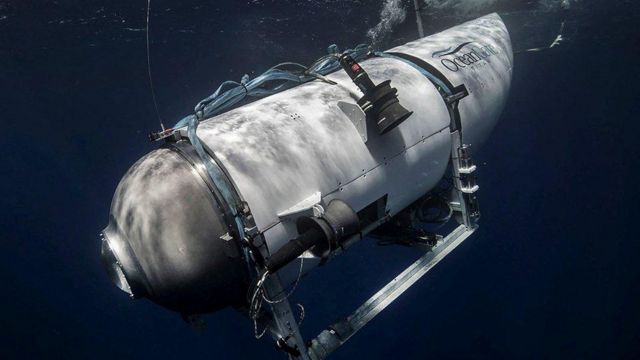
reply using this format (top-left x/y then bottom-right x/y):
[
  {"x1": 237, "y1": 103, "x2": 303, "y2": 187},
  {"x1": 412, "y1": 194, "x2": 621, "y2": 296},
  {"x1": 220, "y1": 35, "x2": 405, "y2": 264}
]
[{"x1": 101, "y1": 146, "x2": 249, "y2": 314}]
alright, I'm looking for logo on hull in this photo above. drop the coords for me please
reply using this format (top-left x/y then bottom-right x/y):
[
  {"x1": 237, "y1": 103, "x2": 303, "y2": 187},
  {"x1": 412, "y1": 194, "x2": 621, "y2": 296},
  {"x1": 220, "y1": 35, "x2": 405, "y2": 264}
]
[{"x1": 432, "y1": 42, "x2": 498, "y2": 72}]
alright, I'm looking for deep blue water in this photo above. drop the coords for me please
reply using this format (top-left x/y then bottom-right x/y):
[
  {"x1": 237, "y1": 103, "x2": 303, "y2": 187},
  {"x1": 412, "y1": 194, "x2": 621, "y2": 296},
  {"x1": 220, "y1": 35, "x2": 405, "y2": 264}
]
[{"x1": 1, "y1": 0, "x2": 639, "y2": 359}]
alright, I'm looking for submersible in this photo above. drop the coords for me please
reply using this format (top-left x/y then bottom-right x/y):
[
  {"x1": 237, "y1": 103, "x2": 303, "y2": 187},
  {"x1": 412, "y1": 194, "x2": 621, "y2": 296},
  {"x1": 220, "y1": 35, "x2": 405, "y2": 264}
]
[{"x1": 101, "y1": 13, "x2": 512, "y2": 359}]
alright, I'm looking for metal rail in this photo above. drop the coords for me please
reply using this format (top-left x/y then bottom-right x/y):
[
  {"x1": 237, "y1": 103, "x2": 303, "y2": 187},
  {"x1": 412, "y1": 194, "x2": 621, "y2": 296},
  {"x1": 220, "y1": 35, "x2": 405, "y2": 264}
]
[{"x1": 307, "y1": 224, "x2": 475, "y2": 359}]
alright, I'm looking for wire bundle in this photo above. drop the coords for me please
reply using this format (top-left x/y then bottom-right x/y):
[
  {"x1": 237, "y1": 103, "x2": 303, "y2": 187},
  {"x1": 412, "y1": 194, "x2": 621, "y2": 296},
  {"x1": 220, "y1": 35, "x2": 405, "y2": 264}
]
[{"x1": 173, "y1": 43, "x2": 370, "y2": 128}]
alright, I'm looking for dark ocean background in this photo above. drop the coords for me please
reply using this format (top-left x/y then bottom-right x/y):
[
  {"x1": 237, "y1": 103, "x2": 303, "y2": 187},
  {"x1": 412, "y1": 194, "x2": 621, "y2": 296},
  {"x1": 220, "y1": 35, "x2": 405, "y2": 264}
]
[{"x1": 1, "y1": 0, "x2": 639, "y2": 358}]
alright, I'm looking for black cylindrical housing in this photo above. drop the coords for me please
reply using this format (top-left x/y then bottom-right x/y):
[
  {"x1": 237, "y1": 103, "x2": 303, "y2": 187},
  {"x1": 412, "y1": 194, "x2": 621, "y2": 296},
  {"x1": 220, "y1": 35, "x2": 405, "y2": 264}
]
[
  {"x1": 265, "y1": 225, "x2": 326, "y2": 273},
  {"x1": 340, "y1": 54, "x2": 413, "y2": 135},
  {"x1": 265, "y1": 199, "x2": 360, "y2": 273},
  {"x1": 339, "y1": 54, "x2": 376, "y2": 93},
  {"x1": 357, "y1": 80, "x2": 413, "y2": 134}
]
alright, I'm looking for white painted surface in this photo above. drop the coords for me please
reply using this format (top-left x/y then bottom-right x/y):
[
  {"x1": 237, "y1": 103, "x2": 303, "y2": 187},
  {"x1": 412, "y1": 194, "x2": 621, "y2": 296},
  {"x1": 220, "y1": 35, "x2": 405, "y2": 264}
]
[
  {"x1": 194, "y1": 14, "x2": 512, "y2": 282},
  {"x1": 389, "y1": 13, "x2": 513, "y2": 148}
]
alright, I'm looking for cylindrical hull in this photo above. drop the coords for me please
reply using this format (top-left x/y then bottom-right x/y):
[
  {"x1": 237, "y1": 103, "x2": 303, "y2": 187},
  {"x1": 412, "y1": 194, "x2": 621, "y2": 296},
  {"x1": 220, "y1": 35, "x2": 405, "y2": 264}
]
[{"x1": 196, "y1": 13, "x2": 512, "y2": 280}]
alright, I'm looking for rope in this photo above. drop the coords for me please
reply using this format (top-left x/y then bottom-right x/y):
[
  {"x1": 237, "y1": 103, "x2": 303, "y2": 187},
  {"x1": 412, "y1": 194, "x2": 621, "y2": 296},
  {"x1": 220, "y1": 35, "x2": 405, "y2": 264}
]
[
  {"x1": 249, "y1": 270, "x2": 270, "y2": 339},
  {"x1": 248, "y1": 257, "x2": 306, "y2": 339},
  {"x1": 262, "y1": 257, "x2": 305, "y2": 304}
]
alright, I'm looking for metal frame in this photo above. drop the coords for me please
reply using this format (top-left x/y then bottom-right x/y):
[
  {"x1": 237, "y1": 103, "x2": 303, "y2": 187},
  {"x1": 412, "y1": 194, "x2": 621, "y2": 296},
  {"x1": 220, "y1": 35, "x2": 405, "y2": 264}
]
[
  {"x1": 166, "y1": 78, "x2": 480, "y2": 360},
  {"x1": 167, "y1": 20, "x2": 489, "y2": 356},
  {"x1": 261, "y1": 130, "x2": 480, "y2": 359}
]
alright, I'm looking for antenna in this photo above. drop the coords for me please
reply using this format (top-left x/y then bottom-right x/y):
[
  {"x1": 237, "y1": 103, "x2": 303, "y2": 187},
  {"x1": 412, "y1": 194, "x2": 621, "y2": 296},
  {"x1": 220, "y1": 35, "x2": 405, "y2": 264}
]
[{"x1": 146, "y1": 0, "x2": 164, "y2": 131}]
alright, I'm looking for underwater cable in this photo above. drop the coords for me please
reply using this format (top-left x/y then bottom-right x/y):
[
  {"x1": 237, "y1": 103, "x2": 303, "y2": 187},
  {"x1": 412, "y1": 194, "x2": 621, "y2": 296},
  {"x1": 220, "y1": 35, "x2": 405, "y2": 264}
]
[{"x1": 146, "y1": 0, "x2": 164, "y2": 130}]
